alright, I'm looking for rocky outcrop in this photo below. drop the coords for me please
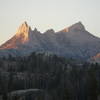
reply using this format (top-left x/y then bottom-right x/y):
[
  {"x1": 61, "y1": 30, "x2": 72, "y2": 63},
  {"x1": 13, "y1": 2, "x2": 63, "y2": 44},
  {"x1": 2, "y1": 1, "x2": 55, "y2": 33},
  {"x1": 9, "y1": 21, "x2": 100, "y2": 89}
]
[{"x1": 0, "y1": 21, "x2": 100, "y2": 60}]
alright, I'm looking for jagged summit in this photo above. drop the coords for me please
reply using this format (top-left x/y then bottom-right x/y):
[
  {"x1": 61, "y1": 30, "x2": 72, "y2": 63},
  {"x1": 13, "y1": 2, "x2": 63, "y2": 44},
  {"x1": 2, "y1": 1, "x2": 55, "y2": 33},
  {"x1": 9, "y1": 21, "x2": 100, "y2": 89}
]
[
  {"x1": 60, "y1": 21, "x2": 85, "y2": 33},
  {"x1": 16, "y1": 21, "x2": 32, "y2": 42},
  {"x1": 0, "y1": 21, "x2": 32, "y2": 49},
  {"x1": 0, "y1": 21, "x2": 100, "y2": 61},
  {"x1": 16, "y1": 21, "x2": 30, "y2": 34},
  {"x1": 69, "y1": 21, "x2": 85, "y2": 31},
  {"x1": 44, "y1": 29, "x2": 55, "y2": 34},
  {"x1": 33, "y1": 28, "x2": 40, "y2": 33}
]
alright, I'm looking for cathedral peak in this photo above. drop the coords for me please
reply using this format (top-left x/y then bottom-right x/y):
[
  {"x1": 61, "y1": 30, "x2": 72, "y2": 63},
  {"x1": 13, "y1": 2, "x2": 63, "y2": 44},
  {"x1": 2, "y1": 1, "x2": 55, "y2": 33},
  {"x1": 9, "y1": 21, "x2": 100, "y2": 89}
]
[{"x1": 15, "y1": 21, "x2": 32, "y2": 42}]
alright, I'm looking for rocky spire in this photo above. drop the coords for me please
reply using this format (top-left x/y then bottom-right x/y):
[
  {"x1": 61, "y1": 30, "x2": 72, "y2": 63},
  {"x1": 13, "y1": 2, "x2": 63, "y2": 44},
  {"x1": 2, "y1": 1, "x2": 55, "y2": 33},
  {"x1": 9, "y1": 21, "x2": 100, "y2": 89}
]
[
  {"x1": 16, "y1": 21, "x2": 32, "y2": 42},
  {"x1": 44, "y1": 29, "x2": 55, "y2": 34}
]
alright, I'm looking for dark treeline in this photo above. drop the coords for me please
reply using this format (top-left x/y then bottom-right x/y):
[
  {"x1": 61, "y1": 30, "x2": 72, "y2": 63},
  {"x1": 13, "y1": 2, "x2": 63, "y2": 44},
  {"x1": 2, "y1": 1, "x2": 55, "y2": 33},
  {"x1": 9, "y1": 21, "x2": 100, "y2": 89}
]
[{"x1": 0, "y1": 52, "x2": 100, "y2": 100}]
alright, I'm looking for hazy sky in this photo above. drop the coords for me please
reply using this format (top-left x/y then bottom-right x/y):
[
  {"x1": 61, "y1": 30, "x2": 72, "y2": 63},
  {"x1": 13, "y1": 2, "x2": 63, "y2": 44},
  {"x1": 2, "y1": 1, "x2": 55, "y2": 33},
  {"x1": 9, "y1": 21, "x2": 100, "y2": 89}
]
[{"x1": 0, "y1": 0, "x2": 100, "y2": 45}]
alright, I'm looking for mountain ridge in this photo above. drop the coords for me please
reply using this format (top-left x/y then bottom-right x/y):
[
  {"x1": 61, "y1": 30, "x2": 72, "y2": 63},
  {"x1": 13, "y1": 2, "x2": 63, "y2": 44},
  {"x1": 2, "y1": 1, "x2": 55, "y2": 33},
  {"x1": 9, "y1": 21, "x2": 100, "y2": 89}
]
[{"x1": 0, "y1": 21, "x2": 100, "y2": 61}]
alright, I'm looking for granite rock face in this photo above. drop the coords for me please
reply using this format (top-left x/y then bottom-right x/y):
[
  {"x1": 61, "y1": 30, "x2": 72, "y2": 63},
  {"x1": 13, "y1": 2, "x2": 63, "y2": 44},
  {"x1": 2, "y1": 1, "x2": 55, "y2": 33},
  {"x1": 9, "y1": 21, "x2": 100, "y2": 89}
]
[{"x1": 0, "y1": 21, "x2": 100, "y2": 60}]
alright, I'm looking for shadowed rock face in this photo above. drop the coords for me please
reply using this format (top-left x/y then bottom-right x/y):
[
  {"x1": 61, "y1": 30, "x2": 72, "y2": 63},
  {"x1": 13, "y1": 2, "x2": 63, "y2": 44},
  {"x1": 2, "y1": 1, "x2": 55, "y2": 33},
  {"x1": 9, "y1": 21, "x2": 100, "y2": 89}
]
[{"x1": 0, "y1": 21, "x2": 100, "y2": 60}]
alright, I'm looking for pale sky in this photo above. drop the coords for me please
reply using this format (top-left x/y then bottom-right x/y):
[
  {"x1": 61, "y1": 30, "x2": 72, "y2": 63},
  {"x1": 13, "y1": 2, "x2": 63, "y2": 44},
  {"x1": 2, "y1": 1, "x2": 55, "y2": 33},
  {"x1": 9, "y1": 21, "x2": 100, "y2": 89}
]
[{"x1": 0, "y1": 0, "x2": 100, "y2": 45}]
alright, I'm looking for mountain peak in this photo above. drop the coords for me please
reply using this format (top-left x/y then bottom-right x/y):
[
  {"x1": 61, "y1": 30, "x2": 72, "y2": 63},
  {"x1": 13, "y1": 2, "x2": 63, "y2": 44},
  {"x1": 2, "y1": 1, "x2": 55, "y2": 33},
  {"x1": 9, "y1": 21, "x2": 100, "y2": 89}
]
[
  {"x1": 74, "y1": 21, "x2": 84, "y2": 27},
  {"x1": 69, "y1": 21, "x2": 85, "y2": 31},
  {"x1": 22, "y1": 21, "x2": 28, "y2": 27},
  {"x1": 0, "y1": 21, "x2": 100, "y2": 61},
  {"x1": 60, "y1": 21, "x2": 85, "y2": 33},
  {"x1": 33, "y1": 28, "x2": 38, "y2": 32},
  {"x1": 16, "y1": 21, "x2": 32, "y2": 42},
  {"x1": 44, "y1": 29, "x2": 55, "y2": 34}
]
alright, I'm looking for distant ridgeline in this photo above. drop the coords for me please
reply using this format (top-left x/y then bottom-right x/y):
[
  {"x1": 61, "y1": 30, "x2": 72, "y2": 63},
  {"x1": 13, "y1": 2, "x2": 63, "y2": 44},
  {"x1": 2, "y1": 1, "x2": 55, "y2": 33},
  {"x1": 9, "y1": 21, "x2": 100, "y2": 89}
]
[{"x1": 0, "y1": 21, "x2": 100, "y2": 62}]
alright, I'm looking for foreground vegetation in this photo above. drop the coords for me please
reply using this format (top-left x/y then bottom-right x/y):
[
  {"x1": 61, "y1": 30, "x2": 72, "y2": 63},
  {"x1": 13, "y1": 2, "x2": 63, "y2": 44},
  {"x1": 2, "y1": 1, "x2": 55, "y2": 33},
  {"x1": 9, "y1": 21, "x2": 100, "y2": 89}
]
[{"x1": 0, "y1": 52, "x2": 100, "y2": 100}]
